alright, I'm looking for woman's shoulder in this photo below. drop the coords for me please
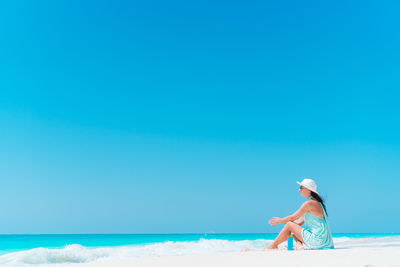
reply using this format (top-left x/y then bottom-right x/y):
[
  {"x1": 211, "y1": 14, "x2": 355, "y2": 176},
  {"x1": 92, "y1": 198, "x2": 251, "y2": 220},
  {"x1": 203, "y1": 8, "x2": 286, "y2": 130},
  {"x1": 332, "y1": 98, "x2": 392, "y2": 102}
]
[{"x1": 305, "y1": 199, "x2": 321, "y2": 208}]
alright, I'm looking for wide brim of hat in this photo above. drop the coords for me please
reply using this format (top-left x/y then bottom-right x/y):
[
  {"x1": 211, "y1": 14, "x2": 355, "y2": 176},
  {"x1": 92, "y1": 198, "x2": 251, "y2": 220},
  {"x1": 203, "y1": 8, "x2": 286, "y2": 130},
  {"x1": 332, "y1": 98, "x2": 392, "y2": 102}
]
[{"x1": 296, "y1": 181, "x2": 318, "y2": 194}]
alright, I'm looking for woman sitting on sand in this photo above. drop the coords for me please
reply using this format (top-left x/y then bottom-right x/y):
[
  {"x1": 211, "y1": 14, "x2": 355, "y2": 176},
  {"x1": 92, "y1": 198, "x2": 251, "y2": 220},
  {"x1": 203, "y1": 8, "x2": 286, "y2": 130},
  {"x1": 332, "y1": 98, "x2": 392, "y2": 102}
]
[{"x1": 266, "y1": 178, "x2": 334, "y2": 250}]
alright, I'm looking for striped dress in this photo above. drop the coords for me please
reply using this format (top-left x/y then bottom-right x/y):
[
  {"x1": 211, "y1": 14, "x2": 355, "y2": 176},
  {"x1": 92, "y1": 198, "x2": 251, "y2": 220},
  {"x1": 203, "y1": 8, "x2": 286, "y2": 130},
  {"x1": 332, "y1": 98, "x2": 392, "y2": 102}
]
[{"x1": 301, "y1": 201, "x2": 334, "y2": 249}]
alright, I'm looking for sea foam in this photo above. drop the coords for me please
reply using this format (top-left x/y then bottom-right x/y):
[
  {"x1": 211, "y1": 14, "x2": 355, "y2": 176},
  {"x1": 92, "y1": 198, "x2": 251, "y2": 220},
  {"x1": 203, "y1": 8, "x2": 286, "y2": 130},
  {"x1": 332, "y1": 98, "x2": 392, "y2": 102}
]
[
  {"x1": 333, "y1": 236, "x2": 400, "y2": 248},
  {"x1": 0, "y1": 238, "x2": 270, "y2": 266},
  {"x1": 1, "y1": 236, "x2": 400, "y2": 267}
]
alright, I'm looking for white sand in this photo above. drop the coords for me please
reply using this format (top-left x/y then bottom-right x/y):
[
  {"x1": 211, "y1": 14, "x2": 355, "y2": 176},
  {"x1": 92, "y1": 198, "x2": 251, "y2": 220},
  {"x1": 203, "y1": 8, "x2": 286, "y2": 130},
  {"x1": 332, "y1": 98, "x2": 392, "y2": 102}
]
[{"x1": 74, "y1": 247, "x2": 400, "y2": 267}]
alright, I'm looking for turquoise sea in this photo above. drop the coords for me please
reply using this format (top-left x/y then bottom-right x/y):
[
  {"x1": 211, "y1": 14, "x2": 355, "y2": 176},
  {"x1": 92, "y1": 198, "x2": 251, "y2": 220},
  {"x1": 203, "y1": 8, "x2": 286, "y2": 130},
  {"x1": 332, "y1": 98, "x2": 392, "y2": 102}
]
[{"x1": 0, "y1": 233, "x2": 399, "y2": 266}]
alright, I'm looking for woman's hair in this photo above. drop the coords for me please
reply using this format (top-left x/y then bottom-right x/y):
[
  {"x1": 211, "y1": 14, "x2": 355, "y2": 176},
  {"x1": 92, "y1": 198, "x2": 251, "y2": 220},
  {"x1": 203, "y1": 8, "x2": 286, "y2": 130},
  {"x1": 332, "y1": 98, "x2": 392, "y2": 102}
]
[{"x1": 310, "y1": 191, "x2": 328, "y2": 216}]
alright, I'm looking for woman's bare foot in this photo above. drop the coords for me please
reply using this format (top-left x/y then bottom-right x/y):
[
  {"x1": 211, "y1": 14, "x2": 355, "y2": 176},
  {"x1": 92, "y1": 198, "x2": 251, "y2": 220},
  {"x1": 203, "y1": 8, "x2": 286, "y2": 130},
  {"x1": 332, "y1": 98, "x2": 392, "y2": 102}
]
[
  {"x1": 294, "y1": 241, "x2": 304, "y2": 250},
  {"x1": 264, "y1": 243, "x2": 278, "y2": 250}
]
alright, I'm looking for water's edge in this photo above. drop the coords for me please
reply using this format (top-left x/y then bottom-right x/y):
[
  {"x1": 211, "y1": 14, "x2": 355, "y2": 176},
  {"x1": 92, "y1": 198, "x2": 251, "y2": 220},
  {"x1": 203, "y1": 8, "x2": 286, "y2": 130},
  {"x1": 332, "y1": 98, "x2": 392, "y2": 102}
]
[{"x1": 0, "y1": 234, "x2": 399, "y2": 266}]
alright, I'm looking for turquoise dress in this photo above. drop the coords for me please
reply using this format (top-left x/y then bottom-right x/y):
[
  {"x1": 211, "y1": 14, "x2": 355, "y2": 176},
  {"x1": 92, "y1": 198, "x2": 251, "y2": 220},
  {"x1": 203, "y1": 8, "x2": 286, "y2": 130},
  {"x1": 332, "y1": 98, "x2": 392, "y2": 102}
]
[{"x1": 301, "y1": 198, "x2": 334, "y2": 249}]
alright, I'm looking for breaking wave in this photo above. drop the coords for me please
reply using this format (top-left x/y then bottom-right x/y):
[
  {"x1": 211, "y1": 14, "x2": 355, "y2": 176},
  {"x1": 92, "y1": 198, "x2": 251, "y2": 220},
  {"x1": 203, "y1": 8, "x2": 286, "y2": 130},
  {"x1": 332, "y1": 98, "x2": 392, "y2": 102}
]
[
  {"x1": 1, "y1": 236, "x2": 400, "y2": 266},
  {"x1": 0, "y1": 238, "x2": 270, "y2": 266}
]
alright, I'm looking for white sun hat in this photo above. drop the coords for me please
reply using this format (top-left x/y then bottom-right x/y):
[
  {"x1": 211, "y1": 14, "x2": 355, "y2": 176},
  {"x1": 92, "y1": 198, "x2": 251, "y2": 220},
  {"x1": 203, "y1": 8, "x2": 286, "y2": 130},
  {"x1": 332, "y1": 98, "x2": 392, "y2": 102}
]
[{"x1": 296, "y1": 178, "x2": 318, "y2": 194}]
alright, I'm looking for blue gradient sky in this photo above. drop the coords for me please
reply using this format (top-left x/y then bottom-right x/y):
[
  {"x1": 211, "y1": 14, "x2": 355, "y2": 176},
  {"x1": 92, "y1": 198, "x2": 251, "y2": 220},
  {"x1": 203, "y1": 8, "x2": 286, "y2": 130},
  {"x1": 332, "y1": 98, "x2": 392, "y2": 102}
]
[{"x1": 0, "y1": 0, "x2": 399, "y2": 234}]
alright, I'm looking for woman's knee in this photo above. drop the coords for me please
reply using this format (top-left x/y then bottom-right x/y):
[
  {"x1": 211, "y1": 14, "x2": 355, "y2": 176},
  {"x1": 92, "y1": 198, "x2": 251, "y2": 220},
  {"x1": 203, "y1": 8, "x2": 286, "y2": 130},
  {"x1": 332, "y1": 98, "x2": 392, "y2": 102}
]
[{"x1": 285, "y1": 222, "x2": 295, "y2": 230}]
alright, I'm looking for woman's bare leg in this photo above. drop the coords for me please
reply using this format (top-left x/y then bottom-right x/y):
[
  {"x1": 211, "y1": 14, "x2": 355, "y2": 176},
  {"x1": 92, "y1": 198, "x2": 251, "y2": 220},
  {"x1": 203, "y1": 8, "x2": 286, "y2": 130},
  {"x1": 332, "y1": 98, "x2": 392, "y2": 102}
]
[
  {"x1": 266, "y1": 222, "x2": 304, "y2": 249},
  {"x1": 293, "y1": 235, "x2": 304, "y2": 246}
]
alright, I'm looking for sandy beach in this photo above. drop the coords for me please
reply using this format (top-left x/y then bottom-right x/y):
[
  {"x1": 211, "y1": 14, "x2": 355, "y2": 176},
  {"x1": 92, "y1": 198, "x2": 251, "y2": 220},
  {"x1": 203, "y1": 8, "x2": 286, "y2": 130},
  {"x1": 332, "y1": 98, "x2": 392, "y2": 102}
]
[{"x1": 75, "y1": 247, "x2": 400, "y2": 267}]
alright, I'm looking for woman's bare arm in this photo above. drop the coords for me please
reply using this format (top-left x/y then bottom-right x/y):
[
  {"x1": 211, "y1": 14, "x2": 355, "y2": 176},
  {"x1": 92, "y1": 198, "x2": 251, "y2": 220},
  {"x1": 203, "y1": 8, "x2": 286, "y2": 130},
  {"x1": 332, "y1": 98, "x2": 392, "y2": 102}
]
[
  {"x1": 294, "y1": 216, "x2": 304, "y2": 225},
  {"x1": 269, "y1": 202, "x2": 309, "y2": 225}
]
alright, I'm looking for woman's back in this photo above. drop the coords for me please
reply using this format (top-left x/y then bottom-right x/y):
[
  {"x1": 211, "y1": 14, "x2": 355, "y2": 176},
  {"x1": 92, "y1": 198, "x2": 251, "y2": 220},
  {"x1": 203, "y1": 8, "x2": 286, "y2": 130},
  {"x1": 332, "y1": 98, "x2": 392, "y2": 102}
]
[{"x1": 307, "y1": 199, "x2": 325, "y2": 219}]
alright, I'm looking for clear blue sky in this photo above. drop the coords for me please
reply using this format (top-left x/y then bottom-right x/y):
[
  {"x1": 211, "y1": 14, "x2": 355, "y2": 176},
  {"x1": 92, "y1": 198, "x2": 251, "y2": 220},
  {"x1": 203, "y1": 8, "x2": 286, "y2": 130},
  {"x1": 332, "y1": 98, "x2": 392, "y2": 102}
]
[{"x1": 0, "y1": 0, "x2": 399, "y2": 234}]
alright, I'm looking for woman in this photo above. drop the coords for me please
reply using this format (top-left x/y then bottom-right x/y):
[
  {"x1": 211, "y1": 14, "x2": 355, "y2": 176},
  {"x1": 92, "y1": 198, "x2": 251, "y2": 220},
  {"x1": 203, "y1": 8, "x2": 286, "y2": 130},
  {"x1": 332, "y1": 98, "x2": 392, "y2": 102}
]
[{"x1": 266, "y1": 178, "x2": 334, "y2": 250}]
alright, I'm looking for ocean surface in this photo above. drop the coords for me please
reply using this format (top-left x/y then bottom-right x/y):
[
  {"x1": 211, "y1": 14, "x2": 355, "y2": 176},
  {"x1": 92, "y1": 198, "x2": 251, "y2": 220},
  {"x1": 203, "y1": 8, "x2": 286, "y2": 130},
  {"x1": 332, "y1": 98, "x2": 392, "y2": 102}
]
[{"x1": 0, "y1": 233, "x2": 399, "y2": 266}]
